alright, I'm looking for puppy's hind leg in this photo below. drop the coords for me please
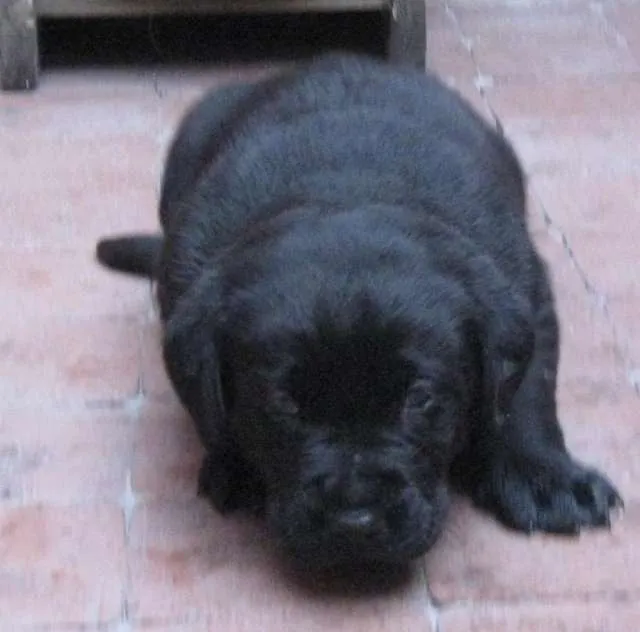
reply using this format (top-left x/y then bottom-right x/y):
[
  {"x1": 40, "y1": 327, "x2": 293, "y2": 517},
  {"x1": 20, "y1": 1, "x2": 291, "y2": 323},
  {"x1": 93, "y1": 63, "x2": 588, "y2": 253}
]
[{"x1": 455, "y1": 281, "x2": 623, "y2": 535}]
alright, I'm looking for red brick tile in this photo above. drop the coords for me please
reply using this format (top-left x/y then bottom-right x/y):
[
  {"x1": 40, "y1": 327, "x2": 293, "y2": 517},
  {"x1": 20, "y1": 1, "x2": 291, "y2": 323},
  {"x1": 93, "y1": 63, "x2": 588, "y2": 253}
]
[
  {"x1": 527, "y1": 167, "x2": 640, "y2": 371},
  {"x1": 128, "y1": 500, "x2": 433, "y2": 630},
  {"x1": 558, "y1": 393, "x2": 639, "y2": 505},
  {"x1": 136, "y1": 614, "x2": 432, "y2": 632},
  {"x1": 507, "y1": 120, "x2": 640, "y2": 177},
  {"x1": 0, "y1": 249, "x2": 151, "y2": 318},
  {"x1": 527, "y1": 195, "x2": 627, "y2": 391},
  {"x1": 551, "y1": 271, "x2": 626, "y2": 401},
  {"x1": 532, "y1": 171, "x2": 640, "y2": 368},
  {"x1": 425, "y1": 2, "x2": 454, "y2": 28},
  {"x1": 452, "y1": 5, "x2": 638, "y2": 79},
  {"x1": 487, "y1": 76, "x2": 640, "y2": 125},
  {"x1": 552, "y1": 276, "x2": 624, "y2": 386},
  {"x1": 3, "y1": 68, "x2": 163, "y2": 100},
  {"x1": 439, "y1": 601, "x2": 640, "y2": 631},
  {"x1": 425, "y1": 496, "x2": 638, "y2": 604},
  {"x1": 0, "y1": 503, "x2": 126, "y2": 627},
  {"x1": 607, "y1": 290, "x2": 640, "y2": 367},
  {"x1": 426, "y1": 25, "x2": 478, "y2": 83},
  {"x1": 605, "y1": 1, "x2": 640, "y2": 60},
  {"x1": 532, "y1": 168, "x2": 639, "y2": 228},
  {"x1": 0, "y1": 98, "x2": 161, "y2": 249},
  {"x1": 140, "y1": 320, "x2": 175, "y2": 401},
  {"x1": 0, "y1": 407, "x2": 132, "y2": 504},
  {"x1": 1, "y1": 178, "x2": 158, "y2": 251},
  {"x1": 533, "y1": 171, "x2": 640, "y2": 294},
  {"x1": 132, "y1": 400, "x2": 202, "y2": 501},
  {"x1": 0, "y1": 94, "x2": 158, "y2": 142},
  {"x1": 557, "y1": 337, "x2": 626, "y2": 414},
  {"x1": 0, "y1": 316, "x2": 141, "y2": 406},
  {"x1": 423, "y1": 6, "x2": 493, "y2": 121}
]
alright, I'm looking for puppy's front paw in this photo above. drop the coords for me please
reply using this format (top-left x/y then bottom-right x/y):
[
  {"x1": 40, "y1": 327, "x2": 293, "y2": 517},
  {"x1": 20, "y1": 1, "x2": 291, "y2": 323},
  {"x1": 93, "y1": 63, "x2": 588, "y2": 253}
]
[
  {"x1": 471, "y1": 450, "x2": 623, "y2": 535},
  {"x1": 198, "y1": 452, "x2": 266, "y2": 515}
]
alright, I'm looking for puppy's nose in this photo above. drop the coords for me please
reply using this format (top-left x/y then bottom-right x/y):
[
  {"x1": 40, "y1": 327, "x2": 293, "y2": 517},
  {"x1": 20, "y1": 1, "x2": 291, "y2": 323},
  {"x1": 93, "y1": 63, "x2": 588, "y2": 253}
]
[{"x1": 333, "y1": 508, "x2": 380, "y2": 537}]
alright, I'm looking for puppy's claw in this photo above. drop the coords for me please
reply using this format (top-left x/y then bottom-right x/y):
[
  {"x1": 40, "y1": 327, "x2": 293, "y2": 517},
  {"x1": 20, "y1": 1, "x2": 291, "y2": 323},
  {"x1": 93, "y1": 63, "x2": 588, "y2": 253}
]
[
  {"x1": 610, "y1": 491, "x2": 625, "y2": 511},
  {"x1": 471, "y1": 450, "x2": 623, "y2": 538},
  {"x1": 607, "y1": 495, "x2": 625, "y2": 529}
]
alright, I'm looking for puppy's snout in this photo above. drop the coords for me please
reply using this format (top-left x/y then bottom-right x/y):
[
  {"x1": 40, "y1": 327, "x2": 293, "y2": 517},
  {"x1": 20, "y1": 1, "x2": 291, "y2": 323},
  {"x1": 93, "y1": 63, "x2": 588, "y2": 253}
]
[
  {"x1": 308, "y1": 471, "x2": 340, "y2": 497},
  {"x1": 332, "y1": 507, "x2": 382, "y2": 538},
  {"x1": 308, "y1": 463, "x2": 408, "y2": 494},
  {"x1": 278, "y1": 451, "x2": 440, "y2": 567},
  {"x1": 307, "y1": 463, "x2": 406, "y2": 501},
  {"x1": 303, "y1": 460, "x2": 409, "y2": 540}
]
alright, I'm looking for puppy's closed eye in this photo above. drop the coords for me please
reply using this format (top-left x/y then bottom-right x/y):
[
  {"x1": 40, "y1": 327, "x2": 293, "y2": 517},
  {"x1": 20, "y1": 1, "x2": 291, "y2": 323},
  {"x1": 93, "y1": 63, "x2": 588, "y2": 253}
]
[
  {"x1": 404, "y1": 380, "x2": 435, "y2": 415},
  {"x1": 265, "y1": 390, "x2": 300, "y2": 417},
  {"x1": 402, "y1": 378, "x2": 458, "y2": 458}
]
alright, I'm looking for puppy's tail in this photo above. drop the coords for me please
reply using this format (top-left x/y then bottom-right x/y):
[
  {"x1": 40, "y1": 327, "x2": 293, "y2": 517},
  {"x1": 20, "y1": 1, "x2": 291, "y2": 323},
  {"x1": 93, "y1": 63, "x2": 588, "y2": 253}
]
[{"x1": 96, "y1": 235, "x2": 162, "y2": 278}]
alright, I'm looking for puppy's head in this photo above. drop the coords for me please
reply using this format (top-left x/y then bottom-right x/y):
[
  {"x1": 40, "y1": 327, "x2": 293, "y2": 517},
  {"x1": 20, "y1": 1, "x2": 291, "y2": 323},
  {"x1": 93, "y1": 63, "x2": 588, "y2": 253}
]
[
  {"x1": 165, "y1": 213, "x2": 534, "y2": 571},
  {"x1": 229, "y1": 309, "x2": 450, "y2": 566},
  {"x1": 250, "y1": 312, "x2": 458, "y2": 570},
  {"x1": 224, "y1": 281, "x2": 519, "y2": 570}
]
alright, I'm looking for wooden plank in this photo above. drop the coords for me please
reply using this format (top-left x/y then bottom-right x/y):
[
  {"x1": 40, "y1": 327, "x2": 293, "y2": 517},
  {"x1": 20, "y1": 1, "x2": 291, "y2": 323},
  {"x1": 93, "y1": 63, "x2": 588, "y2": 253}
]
[
  {"x1": 35, "y1": 0, "x2": 387, "y2": 18},
  {"x1": 0, "y1": 0, "x2": 39, "y2": 90}
]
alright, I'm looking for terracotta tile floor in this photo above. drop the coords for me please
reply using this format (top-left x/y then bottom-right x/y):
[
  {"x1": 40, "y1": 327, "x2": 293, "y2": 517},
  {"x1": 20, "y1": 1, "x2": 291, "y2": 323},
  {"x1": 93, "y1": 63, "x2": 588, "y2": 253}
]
[{"x1": 1, "y1": 1, "x2": 639, "y2": 629}]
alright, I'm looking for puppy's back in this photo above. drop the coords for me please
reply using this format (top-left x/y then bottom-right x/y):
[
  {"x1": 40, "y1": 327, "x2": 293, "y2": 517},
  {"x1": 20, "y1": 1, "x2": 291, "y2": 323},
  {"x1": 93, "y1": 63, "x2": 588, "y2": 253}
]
[{"x1": 161, "y1": 55, "x2": 530, "y2": 306}]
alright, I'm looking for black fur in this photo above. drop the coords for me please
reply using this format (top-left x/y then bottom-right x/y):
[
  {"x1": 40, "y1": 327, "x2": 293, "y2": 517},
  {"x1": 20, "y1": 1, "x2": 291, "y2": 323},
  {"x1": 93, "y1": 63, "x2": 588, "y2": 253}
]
[
  {"x1": 96, "y1": 235, "x2": 161, "y2": 276},
  {"x1": 96, "y1": 54, "x2": 622, "y2": 571}
]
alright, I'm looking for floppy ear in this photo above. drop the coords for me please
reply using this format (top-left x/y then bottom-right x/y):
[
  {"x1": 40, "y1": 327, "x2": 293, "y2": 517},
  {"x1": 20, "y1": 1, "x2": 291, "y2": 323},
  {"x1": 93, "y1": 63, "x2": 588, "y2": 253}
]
[
  {"x1": 162, "y1": 270, "x2": 229, "y2": 452},
  {"x1": 481, "y1": 301, "x2": 535, "y2": 426},
  {"x1": 467, "y1": 256, "x2": 535, "y2": 426}
]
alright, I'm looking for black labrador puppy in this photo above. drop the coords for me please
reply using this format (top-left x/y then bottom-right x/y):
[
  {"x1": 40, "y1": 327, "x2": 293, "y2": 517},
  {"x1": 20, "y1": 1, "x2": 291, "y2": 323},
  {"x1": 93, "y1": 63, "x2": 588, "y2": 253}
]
[{"x1": 96, "y1": 54, "x2": 622, "y2": 571}]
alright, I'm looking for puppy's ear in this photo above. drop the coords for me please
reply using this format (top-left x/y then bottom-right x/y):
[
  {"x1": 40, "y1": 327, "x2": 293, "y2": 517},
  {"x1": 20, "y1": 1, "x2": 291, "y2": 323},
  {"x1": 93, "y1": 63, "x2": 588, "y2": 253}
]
[
  {"x1": 162, "y1": 270, "x2": 228, "y2": 451},
  {"x1": 482, "y1": 305, "x2": 534, "y2": 425},
  {"x1": 468, "y1": 256, "x2": 535, "y2": 425}
]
